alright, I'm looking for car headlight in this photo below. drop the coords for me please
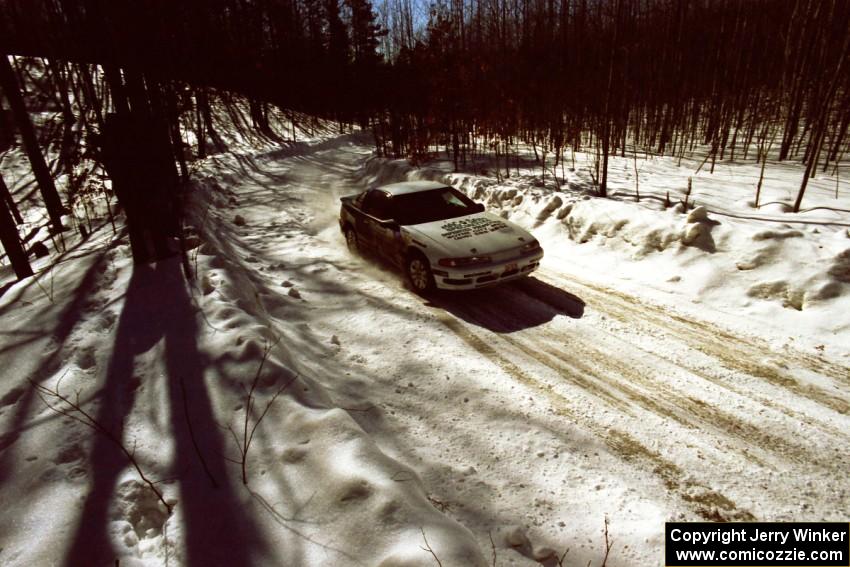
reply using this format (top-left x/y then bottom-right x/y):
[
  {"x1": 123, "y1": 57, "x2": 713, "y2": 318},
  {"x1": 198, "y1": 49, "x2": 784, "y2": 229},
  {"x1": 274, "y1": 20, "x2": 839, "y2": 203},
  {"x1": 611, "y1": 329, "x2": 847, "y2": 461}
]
[
  {"x1": 438, "y1": 255, "x2": 492, "y2": 267},
  {"x1": 521, "y1": 240, "x2": 541, "y2": 253}
]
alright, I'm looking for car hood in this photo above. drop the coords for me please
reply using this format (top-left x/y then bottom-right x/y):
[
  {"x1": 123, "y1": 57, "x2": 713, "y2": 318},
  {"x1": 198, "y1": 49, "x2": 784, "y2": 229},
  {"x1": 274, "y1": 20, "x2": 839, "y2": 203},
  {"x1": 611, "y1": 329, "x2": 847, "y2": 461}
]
[{"x1": 403, "y1": 212, "x2": 535, "y2": 257}]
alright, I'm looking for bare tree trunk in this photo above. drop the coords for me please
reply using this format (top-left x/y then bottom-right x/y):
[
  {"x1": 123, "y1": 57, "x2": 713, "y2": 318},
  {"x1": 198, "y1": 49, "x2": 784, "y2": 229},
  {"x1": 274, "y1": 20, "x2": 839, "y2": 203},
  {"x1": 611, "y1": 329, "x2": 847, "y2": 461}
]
[
  {"x1": 755, "y1": 134, "x2": 772, "y2": 209},
  {"x1": 195, "y1": 90, "x2": 206, "y2": 158},
  {"x1": 77, "y1": 64, "x2": 105, "y2": 131},
  {"x1": 599, "y1": 0, "x2": 622, "y2": 198},
  {"x1": 102, "y1": 64, "x2": 130, "y2": 115},
  {"x1": 197, "y1": 89, "x2": 225, "y2": 152},
  {"x1": 793, "y1": 25, "x2": 850, "y2": 212},
  {"x1": 0, "y1": 171, "x2": 23, "y2": 225},
  {"x1": 165, "y1": 86, "x2": 189, "y2": 182},
  {"x1": 0, "y1": 55, "x2": 65, "y2": 232},
  {"x1": 0, "y1": 171, "x2": 32, "y2": 279}
]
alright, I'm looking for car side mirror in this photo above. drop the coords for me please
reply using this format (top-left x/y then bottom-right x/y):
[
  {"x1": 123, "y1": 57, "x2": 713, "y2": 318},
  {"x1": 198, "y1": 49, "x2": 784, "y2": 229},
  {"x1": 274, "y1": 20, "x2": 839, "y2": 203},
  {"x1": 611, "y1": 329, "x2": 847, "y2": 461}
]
[{"x1": 473, "y1": 203, "x2": 485, "y2": 213}]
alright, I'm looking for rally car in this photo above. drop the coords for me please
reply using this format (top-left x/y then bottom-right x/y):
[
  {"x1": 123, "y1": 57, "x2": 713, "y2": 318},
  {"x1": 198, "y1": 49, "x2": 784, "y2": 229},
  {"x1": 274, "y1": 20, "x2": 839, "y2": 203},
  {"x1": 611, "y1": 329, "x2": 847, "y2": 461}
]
[{"x1": 339, "y1": 181, "x2": 544, "y2": 293}]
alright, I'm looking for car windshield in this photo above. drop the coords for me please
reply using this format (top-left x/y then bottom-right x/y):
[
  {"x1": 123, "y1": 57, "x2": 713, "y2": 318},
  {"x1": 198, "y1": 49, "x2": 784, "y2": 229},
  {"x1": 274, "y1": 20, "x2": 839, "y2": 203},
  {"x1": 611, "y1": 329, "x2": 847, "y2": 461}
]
[{"x1": 393, "y1": 187, "x2": 479, "y2": 225}]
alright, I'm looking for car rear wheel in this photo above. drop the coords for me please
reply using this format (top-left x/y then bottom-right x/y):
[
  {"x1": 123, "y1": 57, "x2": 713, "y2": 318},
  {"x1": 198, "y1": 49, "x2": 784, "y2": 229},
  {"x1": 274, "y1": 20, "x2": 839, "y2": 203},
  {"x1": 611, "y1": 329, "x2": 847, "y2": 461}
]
[
  {"x1": 344, "y1": 227, "x2": 358, "y2": 254},
  {"x1": 406, "y1": 253, "x2": 435, "y2": 294}
]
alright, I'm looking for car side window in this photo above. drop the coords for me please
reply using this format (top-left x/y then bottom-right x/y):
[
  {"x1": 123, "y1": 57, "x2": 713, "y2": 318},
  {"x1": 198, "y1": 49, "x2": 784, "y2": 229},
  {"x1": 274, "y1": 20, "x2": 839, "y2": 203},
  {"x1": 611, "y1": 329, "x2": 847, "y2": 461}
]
[{"x1": 362, "y1": 190, "x2": 394, "y2": 220}]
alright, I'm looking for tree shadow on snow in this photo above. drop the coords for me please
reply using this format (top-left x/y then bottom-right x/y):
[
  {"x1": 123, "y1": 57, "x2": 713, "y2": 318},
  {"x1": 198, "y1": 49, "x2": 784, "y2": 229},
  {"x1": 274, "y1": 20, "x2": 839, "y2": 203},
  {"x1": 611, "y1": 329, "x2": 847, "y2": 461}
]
[
  {"x1": 426, "y1": 276, "x2": 585, "y2": 333},
  {"x1": 63, "y1": 259, "x2": 267, "y2": 567},
  {"x1": 0, "y1": 251, "x2": 110, "y2": 490},
  {"x1": 0, "y1": 278, "x2": 15, "y2": 301}
]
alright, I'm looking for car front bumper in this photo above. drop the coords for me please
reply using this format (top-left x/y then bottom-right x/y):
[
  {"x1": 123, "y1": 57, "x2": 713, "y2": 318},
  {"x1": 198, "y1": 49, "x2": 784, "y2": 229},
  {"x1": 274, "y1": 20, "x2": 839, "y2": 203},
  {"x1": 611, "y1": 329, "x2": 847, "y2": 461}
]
[{"x1": 431, "y1": 248, "x2": 544, "y2": 290}]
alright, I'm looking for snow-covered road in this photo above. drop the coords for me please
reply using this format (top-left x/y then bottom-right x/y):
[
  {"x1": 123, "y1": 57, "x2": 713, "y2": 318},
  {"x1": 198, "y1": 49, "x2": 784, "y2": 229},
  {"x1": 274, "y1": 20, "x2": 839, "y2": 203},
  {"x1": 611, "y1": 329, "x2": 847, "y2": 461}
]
[
  {"x1": 2, "y1": 133, "x2": 847, "y2": 567},
  {"x1": 200, "y1": 136, "x2": 850, "y2": 565}
]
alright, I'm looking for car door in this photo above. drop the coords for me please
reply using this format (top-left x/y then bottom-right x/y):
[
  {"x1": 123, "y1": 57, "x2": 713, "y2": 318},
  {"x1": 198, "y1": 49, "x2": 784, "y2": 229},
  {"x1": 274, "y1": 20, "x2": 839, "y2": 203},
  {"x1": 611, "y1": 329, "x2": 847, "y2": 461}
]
[
  {"x1": 372, "y1": 197, "x2": 405, "y2": 266},
  {"x1": 357, "y1": 190, "x2": 382, "y2": 252},
  {"x1": 360, "y1": 190, "x2": 403, "y2": 263}
]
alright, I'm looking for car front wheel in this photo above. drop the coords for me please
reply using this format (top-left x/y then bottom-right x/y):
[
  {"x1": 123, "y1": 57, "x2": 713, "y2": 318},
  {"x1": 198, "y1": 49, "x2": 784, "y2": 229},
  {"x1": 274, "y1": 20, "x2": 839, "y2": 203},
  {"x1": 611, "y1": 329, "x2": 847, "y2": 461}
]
[{"x1": 406, "y1": 254, "x2": 435, "y2": 294}]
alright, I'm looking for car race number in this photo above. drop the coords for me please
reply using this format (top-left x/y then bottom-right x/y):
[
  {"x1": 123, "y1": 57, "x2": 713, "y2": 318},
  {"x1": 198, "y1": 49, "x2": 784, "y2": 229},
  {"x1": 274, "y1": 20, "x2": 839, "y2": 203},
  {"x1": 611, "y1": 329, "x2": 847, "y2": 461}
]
[{"x1": 441, "y1": 217, "x2": 509, "y2": 240}]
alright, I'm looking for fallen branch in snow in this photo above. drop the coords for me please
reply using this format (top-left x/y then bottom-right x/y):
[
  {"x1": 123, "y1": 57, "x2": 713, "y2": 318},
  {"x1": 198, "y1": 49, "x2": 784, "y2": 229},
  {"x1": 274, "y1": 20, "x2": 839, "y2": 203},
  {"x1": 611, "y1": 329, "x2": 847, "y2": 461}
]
[
  {"x1": 488, "y1": 530, "x2": 497, "y2": 567},
  {"x1": 419, "y1": 527, "x2": 443, "y2": 567},
  {"x1": 556, "y1": 546, "x2": 570, "y2": 567},
  {"x1": 559, "y1": 517, "x2": 611, "y2": 567},
  {"x1": 599, "y1": 516, "x2": 613, "y2": 567},
  {"x1": 226, "y1": 337, "x2": 296, "y2": 485},
  {"x1": 425, "y1": 493, "x2": 448, "y2": 510},
  {"x1": 31, "y1": 262, "x2": 56, "y2": 303},
  {"x1": 29, "y1": 373, "x2": 173, "y2": 515}
]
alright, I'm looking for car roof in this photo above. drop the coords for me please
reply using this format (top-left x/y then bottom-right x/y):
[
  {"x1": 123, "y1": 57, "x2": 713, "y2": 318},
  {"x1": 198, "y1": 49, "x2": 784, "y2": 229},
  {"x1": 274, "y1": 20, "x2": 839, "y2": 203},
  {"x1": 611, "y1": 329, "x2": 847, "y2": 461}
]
[{"x1": 376, "y1": 181, "x2": 450, "y2": 196}]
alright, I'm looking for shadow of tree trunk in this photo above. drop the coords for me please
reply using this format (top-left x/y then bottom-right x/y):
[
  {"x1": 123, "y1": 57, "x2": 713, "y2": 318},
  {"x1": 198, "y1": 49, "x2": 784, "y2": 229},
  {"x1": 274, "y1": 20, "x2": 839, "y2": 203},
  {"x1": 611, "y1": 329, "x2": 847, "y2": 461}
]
[
  {"x1": 160, "y1": 259, "x2": 265, "y2": 565},
  {"x1": 62, "y1": 263, "x2": 164, "y2": 565},
  {"x1": 0, "y1": 253, "x2": 108, "y2": 489},
  {"x1": 63, "y1": 259, "x2": 265, "y2": 565}
]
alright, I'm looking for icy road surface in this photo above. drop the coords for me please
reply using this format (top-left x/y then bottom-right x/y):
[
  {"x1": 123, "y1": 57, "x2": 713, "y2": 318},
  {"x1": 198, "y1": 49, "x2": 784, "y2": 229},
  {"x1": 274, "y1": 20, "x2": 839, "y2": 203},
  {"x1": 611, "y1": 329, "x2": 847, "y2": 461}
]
[{"x1": 194, "y1": 136, "x2": 849, "y2": 566}]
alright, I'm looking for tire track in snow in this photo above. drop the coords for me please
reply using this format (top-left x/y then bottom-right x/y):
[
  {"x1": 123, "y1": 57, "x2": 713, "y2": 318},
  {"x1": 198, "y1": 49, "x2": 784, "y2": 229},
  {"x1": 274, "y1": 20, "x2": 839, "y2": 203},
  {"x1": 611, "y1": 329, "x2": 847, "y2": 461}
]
[
  {"x1": 434, "y1": 311, "x2": 755, "y2": 521},
  {"x1": 534, "y1": 270, "x2": 850, "y2": 427},
  {"x1": 520, "y1": 332, "x2": 811, "y2": 467},
  {"x1": 444, "y1": 283, "x2": 823, "y2": 467},
  {"x1": 528, "y1": 271, "x2": 850, "y2": 466},
  {"x1": 540, "y1": 270, "x2": 850, "y2": 412},
  {"x1": 433, "y1": 266, "x2": 850, "y2": 522}
]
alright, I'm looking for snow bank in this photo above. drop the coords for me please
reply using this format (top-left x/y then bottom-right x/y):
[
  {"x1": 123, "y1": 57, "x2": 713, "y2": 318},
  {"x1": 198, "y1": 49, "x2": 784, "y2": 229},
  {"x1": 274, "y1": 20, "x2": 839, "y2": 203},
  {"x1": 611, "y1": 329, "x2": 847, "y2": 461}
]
[
  {"x1": 0, "y1": 136, "x2": 485, "y2": 566},
  {"x1": 177, "y1": 166, "x2": 488, "y2": 566}
]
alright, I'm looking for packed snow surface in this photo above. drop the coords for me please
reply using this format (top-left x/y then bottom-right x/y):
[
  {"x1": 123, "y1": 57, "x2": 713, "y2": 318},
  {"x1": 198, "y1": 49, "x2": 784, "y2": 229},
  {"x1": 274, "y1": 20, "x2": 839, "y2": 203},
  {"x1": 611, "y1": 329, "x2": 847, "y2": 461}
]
[{"x1": 1, "y1": 132, "x2": 848, "y2": 566}]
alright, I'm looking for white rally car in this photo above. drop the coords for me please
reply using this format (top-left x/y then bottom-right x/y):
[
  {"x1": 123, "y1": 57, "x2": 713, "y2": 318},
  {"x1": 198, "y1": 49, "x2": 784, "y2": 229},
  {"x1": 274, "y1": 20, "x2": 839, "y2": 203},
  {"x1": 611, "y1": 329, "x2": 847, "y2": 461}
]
[{"x1": 339, "y1": 181, "x2": 544, "y2": 293}]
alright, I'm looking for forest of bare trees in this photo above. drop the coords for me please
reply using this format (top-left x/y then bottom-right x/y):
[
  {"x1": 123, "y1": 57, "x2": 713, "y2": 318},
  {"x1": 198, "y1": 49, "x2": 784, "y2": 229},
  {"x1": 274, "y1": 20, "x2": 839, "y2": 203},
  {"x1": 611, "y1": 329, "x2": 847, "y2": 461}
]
[
  {"x1": 1, "y1": 0, "x2": 849, "y2": 277},
  {"x1": 374, "y1": 0, "x2": 850, "y2": 199}
]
